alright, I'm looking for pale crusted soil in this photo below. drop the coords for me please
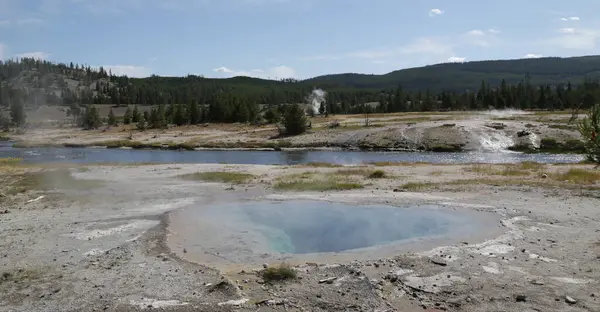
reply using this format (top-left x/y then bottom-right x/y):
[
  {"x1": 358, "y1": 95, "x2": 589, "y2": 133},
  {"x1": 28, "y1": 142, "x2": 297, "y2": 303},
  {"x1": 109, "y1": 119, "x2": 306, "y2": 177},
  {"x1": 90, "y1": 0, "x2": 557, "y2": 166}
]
[{"x1": 0, "y1": 163, "x2": 599, "y2": 311}]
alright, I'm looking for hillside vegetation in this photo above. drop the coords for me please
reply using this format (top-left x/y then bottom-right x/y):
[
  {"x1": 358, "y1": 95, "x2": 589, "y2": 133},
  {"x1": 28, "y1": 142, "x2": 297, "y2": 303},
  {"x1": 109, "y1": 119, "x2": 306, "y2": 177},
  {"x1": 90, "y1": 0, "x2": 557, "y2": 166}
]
[{"x1": 1, "y1": 55, "x2": 600, "y2": 129}]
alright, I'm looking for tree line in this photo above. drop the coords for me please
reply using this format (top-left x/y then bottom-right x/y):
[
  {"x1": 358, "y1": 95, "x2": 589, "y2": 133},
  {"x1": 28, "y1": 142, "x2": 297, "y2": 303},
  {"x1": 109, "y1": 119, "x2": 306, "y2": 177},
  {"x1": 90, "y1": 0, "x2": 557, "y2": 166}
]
[{"x1": 2, "y1": 57, "x2": 600, "y2": 130}]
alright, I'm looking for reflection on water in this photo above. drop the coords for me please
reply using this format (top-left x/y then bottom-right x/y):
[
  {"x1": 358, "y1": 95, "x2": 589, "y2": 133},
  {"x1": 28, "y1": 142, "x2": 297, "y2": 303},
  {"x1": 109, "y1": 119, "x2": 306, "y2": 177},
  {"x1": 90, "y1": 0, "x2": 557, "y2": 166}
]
[{"x1": 0, "y1": 142, "x2": 585, "y2": 165}]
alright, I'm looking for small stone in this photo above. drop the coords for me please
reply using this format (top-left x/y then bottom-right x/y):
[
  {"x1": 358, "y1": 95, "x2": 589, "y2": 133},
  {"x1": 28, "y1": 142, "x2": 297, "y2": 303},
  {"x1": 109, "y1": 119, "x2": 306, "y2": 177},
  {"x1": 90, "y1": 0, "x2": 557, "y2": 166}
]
[
  {"x1": 319, "y1": 277, "x2": 337, "y2": 284},
  {"x1": 565, "y1": 296, "x2": 577, "y2": 304},
  {"x1": 431, "y1": 259, "x2": 447, "y2": 266},
  {"x1": 263, "y1": 263, "x2": 269, "y2": 269},
  {"x1": 183, "y1": 248, "x2": 187, "y2": 253},
  {"x1": 541, "y1": 173, "x2": 548, "y2": 179},
  {"x1": 515, "y1": 295, "x2": 527, "y2": 302},
  {"x1": 531, "y1": 280, "x2": 544, "y2": 285}
]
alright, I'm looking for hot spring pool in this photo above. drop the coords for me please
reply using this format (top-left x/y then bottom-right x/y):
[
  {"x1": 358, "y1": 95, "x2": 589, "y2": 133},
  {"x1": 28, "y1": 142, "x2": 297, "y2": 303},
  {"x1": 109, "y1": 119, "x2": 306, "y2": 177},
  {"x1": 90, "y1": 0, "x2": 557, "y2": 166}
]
[{"x1": 170, "y1": 200, "x2": 501, "y2": 266}]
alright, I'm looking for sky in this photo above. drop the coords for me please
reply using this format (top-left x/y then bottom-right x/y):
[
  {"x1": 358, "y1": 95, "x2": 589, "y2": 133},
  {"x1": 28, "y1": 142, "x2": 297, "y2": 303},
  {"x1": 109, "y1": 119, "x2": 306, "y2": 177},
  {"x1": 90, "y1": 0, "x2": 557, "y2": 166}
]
[{"x1": 1, "y1": 0, "x2": 600, "y2": 79}]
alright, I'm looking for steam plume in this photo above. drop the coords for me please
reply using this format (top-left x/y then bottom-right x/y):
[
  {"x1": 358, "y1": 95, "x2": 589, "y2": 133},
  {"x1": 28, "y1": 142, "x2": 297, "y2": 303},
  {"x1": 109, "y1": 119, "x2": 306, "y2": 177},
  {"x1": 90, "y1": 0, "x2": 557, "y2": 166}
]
[{"x1": 306, "y1": 89, "x2": 327, "y2": 115}]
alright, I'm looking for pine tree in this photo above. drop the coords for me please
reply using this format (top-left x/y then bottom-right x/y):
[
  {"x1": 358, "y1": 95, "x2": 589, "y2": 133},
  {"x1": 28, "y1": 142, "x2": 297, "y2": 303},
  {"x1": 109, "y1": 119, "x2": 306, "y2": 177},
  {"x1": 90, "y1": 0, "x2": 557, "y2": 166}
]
[
  {"x1": 281, "y1": 103, "x2": 308, "y2": 135},
  {"x1": 82, "y1": 105, "x2": 102, "y2": 129},
  {"x1": 132, "y1": 105, "x2": 140, "y2": 122},
  {"x1": 136, "y1": 114, "x2": 147, "y2": 131},
  {"x1": 123, "y1": 107, "x2": 132, "y2": 124},
  {"x1": 0, "y1": 112, "x2": 10, "y2": 131},
  {"x1": 108, "y1": 109, "x2": 118, "y2": 126},
  {"x1": 188, "y1": 101, "x2": 201, "y2": 125},
  {"x1": 172, "y1": 104, "x2": 187, "y2": 126},
  {"x1": 10, "y1": 98, "x2": 26, "y2": 127}
]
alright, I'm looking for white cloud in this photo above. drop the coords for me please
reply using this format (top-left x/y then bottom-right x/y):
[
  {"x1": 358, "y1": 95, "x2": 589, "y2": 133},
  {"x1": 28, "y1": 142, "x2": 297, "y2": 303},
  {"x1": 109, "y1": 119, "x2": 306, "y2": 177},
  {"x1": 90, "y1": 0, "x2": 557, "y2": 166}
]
[
  {"x1": 560, "y1": 16, "x2": 580, "y2": 21},
  {"x1": 16, "y1": 52, "x2": 51, "y2": 60},
  {"x1": 546, "y1": 28, "x2": 599, "y2": 50},
  {"x1": 213, "y1": 65, "x2": 296, "y2": 79},
  {"x1": 447, "y1": 56, "x2": 466, "y2": 63},
  {"x1": 464, "y1": 29, "x2": 501, "y2": 47},
  {"x1": 213, "y1": 66, "x2": 234, "y2": 73},
  {"x1": 523, "y1": 53, "x2": 543, "y2": 59},
  {"x1": 400, "y1": 37, "x2": 453, "y2": 55},
  {"x1": 16, "y1": 17, "x2": 44, "y2": 25},
  {"x1": 559, "y1": 27, "x2": 576, "y2": 33},
  {"x1": 299, "y1": 37, "x2": 455, "y2": 68},
  {"x1": 100, "y1": 65, "x2": 152, "y2": 78},
  {"x1": 467, "y1": 29, "x2": 485, "y2": 36},
  {"x1": 0, "y1": 20, "x2": 9, "y2": 26},
  {"x1": 429, "y1": 9, "x2": 443, "y2": 17}
]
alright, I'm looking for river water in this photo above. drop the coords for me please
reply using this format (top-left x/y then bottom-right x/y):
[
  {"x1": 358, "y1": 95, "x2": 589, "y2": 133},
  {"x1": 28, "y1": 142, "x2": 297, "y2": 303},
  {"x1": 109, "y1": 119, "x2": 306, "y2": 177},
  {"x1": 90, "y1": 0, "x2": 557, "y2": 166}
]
[{"x1": 0, "y1": 141, "x2": 584, "y2": 165}]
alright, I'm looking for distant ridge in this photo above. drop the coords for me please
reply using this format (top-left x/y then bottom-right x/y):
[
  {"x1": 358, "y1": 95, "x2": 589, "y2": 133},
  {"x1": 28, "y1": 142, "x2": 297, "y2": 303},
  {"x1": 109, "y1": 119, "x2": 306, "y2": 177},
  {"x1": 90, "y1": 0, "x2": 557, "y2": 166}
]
[{"x1": 302, "y1": 55, "x2": 600, "y2": 91}]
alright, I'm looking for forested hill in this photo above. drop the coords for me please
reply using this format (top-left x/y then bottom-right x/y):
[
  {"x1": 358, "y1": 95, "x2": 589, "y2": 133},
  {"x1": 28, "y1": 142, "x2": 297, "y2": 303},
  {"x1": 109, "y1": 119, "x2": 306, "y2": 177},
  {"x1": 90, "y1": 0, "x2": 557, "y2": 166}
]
[
  {"x1": 1, "y1": 55, "x2": 600, "y2": 120},
  {"x1": 306, "y1": 55, "x2": 600, "y2": 91}
]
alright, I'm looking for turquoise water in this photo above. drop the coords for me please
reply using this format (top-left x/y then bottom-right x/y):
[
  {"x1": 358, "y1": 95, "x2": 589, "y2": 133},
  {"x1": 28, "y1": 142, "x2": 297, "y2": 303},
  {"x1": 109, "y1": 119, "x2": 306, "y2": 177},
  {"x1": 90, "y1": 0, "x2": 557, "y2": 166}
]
[{"x1": 205, "y1": 200, "x2": 486, "y2": 254}]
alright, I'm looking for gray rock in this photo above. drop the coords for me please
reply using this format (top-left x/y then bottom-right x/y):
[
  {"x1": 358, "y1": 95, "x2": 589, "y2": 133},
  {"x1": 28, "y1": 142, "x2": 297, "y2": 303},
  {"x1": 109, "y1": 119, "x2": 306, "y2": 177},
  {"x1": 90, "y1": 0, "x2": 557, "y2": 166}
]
[{"x1": 565, "y1": 296, "x2": 577, "y2": 304}]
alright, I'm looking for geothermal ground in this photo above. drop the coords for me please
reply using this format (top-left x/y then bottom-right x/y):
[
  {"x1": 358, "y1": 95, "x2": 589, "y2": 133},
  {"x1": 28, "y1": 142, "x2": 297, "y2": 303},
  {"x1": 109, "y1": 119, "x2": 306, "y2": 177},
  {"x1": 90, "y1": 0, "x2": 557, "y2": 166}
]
[
  {"x1": 1, "y1": 160, "x2": 599, "y2": 312},
  {"x1": 8, "y1": 107, "x2": 585, "y2": 153}
]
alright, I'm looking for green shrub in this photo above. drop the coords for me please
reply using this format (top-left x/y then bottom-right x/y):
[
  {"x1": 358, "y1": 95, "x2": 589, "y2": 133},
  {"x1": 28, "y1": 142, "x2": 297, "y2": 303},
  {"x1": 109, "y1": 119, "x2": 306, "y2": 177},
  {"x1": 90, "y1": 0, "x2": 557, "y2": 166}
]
[
  {"x1": 578, "y1": 104, "x2": 600, "y2": 165},
  {"x1": 368, "y1": 170, "x2": 386, "y2": 179},
  {"x1": 261, "y1": 264, "x2": 297, "y2": 282}
]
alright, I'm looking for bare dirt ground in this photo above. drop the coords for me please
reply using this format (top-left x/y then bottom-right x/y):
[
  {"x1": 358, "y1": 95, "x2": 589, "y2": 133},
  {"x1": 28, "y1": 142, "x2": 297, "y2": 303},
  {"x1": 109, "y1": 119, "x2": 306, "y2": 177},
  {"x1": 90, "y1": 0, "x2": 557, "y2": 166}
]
[
  {"x1": 1, "y1": 161, "x2": 599, "y2": 311},
  {"x1": 5, "y1": 106, "x2": 584, "y2": 152}
]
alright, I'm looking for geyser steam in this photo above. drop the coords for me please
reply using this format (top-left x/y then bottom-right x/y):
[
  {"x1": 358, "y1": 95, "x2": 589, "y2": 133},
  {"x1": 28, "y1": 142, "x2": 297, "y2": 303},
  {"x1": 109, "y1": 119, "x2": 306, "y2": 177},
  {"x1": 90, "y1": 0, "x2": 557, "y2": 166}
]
[{"x1": 307, "y1": 89, "x2": 327, "y2": 115}]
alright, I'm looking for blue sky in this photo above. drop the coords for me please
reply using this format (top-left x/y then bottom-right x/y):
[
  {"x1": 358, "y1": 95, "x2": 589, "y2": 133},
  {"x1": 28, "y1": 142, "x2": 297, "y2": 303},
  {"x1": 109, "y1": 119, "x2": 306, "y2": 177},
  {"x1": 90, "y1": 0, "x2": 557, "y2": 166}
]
[{"x1": 1, "y1": 0, "x2": 599, "y2": 79}]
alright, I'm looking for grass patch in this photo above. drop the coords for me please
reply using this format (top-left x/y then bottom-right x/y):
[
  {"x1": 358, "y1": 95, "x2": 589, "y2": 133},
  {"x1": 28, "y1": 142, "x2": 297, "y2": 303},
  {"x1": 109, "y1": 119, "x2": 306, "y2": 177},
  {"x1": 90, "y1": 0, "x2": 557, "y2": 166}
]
[
  {"x1": 274, "y1": 180, "x2": 362, "y2": 192},
  {"x1": 178, "y1": 171, "x2": 255, "y2": 184},
  {"x1": 302, "y1": 162, "x2": 343, "y2": 168},
  {"x1": 0, "y1": 157, "x2": 23, "y2": 166},
  {"x1": 548, "y1": 124, "x2": 576, "y2": 130},
  {"x1": 260, "y1": 264, "x2": 297, "y2": 282},
  {"x1": 552, "y1": 168, "x2": 600, "y2": 184},
  {"x1": 369, "y1": 161, "x2": 434, "y2": 167},
  {"x1": 10, "y1": 169, "x2": 105, "y2": 193},
  {"x1": 274, "y1": 171, "x2": 363, "y2": 191},
  {"x1": 368, "y1": 170, "x2": 386, "y2": 179},
  {"x1": 0, "y1": 267, "x2": 44, "y2": 286},
  {"x1": 518, "y1": 161, "x2": 545, "y2": 170},
  {"x1": 466, "y1": 163, "x2": 544, "y2": 176},
  {"x1": 399, "y1": 182, "x2": 438, "y2": 191}
]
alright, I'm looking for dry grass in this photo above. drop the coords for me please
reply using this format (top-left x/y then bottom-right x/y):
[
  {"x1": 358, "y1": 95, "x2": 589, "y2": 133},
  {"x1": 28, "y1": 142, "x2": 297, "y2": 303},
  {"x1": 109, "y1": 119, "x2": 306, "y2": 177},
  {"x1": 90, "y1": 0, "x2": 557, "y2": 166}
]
[
  {"x1": 0, "y1": 267, "x2": 45, "y2": 288},
  {"x1": 368, "y1": 170, "x2": 386, "y2": 179},
  {"x1": 274, "y1": 180, "x2": 362, "y2": 192},
  {"x1": 300, "y1": 162, "x2": 343, "y2": 168},
  {"x1": 178, "y1": 171, "x2": 255, "y2": 184},
  {"x1": 0, "y1": 157, "x2": 22, "y2": 166},
  {"x1": 551, "y1": 168, "x2": 600, "y2": 184},
  {"x1": 273, "y1": 171, "x2": 363, "y2": 192},
  {"x1": 399, "y1": 169, "x2": 600, "y2": 192},
  {"x1": 260, "y1": 264, "x2": 297, "y2": 282},
  {"x1": 466, "y1": 162, "x2": 546, "y2": 177}
]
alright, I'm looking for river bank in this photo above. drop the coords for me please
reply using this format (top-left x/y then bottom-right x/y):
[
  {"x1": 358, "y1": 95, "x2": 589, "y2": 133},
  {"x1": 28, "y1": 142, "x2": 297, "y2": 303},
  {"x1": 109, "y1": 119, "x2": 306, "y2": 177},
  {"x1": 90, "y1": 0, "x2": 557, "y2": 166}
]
[
  {"x1": 1, "y1": 110, "x2": 587, "y2": 154},
  {"x1": 1, "y1": 161, "x2": 599, "y2": 311}
]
